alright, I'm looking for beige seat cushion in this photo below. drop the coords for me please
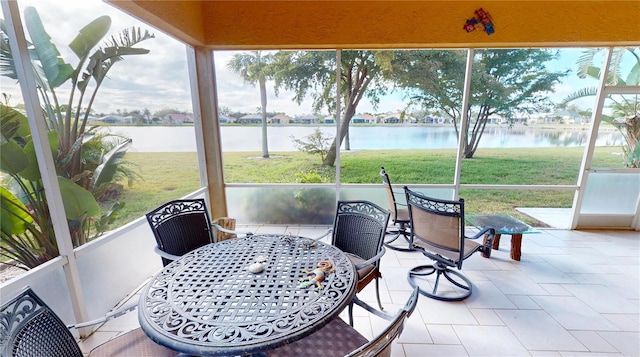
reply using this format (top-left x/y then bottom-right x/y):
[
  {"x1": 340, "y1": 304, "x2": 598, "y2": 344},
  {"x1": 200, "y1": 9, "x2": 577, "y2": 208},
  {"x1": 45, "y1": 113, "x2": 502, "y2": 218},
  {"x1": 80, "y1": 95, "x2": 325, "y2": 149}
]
[
  {"x1": 344, "y1": 252, "x2": 381, "y2": 293},
  {"x1": 345, "y1": 253, "x2": 376, "y2": 280}
]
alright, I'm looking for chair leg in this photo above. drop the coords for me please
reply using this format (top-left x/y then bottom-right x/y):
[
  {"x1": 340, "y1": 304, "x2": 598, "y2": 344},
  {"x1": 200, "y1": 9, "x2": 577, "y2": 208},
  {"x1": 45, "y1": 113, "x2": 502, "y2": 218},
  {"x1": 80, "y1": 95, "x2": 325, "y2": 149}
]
[
  {"x1": 375, "y1": 277, "x2": 384, "y2": 311},
  {"x1": 407, "y1": 263, "x2": 473, "y2": 301},
  {"x1": 348, "y1": 302, "x2": 354, "y2": 327}
]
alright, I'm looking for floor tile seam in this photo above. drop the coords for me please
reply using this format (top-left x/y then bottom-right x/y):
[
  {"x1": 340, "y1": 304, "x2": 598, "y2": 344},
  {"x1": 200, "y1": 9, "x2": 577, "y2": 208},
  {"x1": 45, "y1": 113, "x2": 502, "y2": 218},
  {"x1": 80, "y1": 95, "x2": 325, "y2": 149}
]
[
  {"x1": 537, "y1": 304, "x2": 626, "y2": 335},
  {"x1": 448, "y1": 326, "x2": 490, "y2": 356},
  {"x1": 416, "y1": 320, "x2": 436, "y2": 343},
  {"x1": 567, "y1": 330, "x2": 620, "y2": 350},
  {"x1": 565, "y1": 331, "x2": 625, "y2": 355},
  {"x1": 490, "y1": 307, "x2": 580, "y2": 341},
  {"x1": 567, "y1": 327, "x2": 629, "y2": 334},
  {"x1": 499, "y1": 313, "x2": 593, "y2": 353}
]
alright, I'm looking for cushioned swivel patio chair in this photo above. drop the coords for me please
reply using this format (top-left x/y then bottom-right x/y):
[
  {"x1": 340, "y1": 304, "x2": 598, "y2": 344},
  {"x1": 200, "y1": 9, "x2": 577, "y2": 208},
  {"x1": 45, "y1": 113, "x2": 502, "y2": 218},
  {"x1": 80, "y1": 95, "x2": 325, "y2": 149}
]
[
  {"x1": 146, "y1": 198, "x2": 251, "y2": 266},
  {"x1": 267, "y1": 287, "x2": 419, "y2": 357},
  {"x1": 380, "y1": 166, "x2": 413, "y2": 251},
  {"x1": 404, "y1": 187, "x2": 495, "y2": 301},
  {"x1": 328, "y1": 200, "x2": 390, "y2": 326},
  {"x1": 0, "y1": 288, "x2": 178, "y2": 357}
]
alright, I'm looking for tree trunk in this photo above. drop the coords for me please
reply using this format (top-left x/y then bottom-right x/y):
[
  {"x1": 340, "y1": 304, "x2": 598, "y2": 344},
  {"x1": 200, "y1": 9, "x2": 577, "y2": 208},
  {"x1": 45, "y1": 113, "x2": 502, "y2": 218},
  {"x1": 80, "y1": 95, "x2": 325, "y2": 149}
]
[
  {"x1": 464, "y1": 108, "x2": 491, "y2": 158},
  {"x1": 259, "y1": 77, "x2": 269, "y2": 158},
  {"x1": 323, "y1": 104, "x2": 357, "y2": 166},
  {"x1": 345, "y1": 127, "x2": 350, "y2": 151}
]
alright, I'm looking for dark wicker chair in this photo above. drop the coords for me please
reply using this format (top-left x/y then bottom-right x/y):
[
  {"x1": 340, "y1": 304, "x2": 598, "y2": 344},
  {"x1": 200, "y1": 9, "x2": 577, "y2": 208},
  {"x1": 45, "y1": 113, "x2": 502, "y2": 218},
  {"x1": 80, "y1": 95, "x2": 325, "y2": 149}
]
[
  {"x1": 267, "y1": 287, "x2": 419, "y2": 357},
  {"x1": 380, "y1": 167, "x2": 413, "y2": 251},
  {"x1": 329, "y1": 200, "x2": 390, "y2": 326},
  {"x1": 0, "y1": 288, "x2": 178, "y2": 357},
  {"x1": 146, "y1": 198, "x2": 251, "y2": 266},
  {"x1": 404, "y1": 187, "x2": 496, "y2": 301}
]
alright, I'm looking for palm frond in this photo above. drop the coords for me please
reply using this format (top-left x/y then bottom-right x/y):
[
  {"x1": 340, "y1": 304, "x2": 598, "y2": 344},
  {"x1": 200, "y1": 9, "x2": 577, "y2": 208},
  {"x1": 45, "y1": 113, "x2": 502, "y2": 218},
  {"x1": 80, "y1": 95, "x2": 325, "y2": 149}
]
[
  {"x1": 576, "y1": 48, "x2": 600, "y2": 79},
  {"x1": 625, "y1": 61, "x2": 640, "y2": 86},
  {"x1": 0, "y1": 19, "x2": 18, "y2": 81},
  {"x1": 560, "y1": 87, "x2": 598, "y2": 105},
  {"x1": 92, "y1": 138, "x2": 132, "y2": 189},
  {"x1": 23, "y1": 7, "x2": 73, "y2": 88},
  {"x1": 103, "y1": 27, "x2": 155, "y2": 49}
]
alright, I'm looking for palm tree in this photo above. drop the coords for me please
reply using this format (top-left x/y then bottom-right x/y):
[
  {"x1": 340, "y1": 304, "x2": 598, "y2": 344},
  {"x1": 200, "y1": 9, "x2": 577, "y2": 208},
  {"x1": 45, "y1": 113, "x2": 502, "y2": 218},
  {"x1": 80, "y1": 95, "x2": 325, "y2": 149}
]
[
  {"x1": 562, "y1": 47, "x2": 640, "y2": 167},
  {"x1": 1, "y1": 7, "x2": 154, "y2": 267},
  {"x1": 562, "y1": 47, "x2": 639, "y2": 106},
  {"x1": 226, "y1": 51, "x2": 274, "y2": 158}
]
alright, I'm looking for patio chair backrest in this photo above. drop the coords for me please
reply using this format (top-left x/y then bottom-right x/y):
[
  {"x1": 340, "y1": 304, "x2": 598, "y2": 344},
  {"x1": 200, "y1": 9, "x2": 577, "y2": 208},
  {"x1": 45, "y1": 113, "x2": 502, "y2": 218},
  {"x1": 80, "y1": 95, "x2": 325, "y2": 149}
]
[
  {"x1": 146, "y1": 199, "x2": 214, "y2": 266},
  {"x1": 404, "y1": 187, "x2": 466, "y2": 267},
  {"x1": 380, "y1": 167, "x2": 401, "y2": 222},
  {"x1": 347, "y1": 287, "x2": 419, "y2": 357},
  {"x1": 332, "y1": 200, "x2": 390, "y2": 263},
  {"x1": 0, "y1": 288, "x2": 83, "y2": 357}
]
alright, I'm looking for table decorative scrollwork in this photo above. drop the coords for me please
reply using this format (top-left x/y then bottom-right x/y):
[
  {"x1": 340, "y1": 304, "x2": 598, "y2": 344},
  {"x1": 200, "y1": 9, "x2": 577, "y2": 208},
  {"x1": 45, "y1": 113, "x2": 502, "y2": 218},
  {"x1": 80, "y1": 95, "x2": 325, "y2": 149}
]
[{"x1": 139, "y1": 234, "x2": 357, "y2": 356}]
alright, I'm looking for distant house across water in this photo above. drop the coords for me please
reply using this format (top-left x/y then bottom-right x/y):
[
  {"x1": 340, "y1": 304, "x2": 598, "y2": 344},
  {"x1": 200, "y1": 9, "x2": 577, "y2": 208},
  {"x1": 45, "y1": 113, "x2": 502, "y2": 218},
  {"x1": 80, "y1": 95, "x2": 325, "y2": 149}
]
[
  {"x1": 351, "y1": 113, "x2": 376, "y2": 124},
  {"x1": 164, "y1": 113, "x2": 194, "y2": 125},
  {"x1": 380, "y1": 112, "x2": 416, "y2": 124},
  {"x1": 237, "y1": 114, "x2": 263, "y2": 124},
  {"x1": 269, "y1": 113, "x2": 293, "y2": 124},
  {"x1": 295, "y1": 115, "x2": 317, "y2": 124},
  {"x1": 422, "y1": 116, "x2": 450, "y2": 124},
  {"x1": 530, "y1": 110, "x2": 589, "y2": 125},
  {"x1": 219, "y1": 114, "x2": 236, "y2": 123},
  {"x1": 97, "y1": 115, "x2": 132, "y2": 124}
]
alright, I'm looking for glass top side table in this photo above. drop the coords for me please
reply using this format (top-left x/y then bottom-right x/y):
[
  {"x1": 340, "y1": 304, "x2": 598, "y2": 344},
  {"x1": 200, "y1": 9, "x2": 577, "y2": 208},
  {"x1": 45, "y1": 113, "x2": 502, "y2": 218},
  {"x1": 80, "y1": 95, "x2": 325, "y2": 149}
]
[{"x1": 465, "y1": 214, "x2": 540, "y2": 261}]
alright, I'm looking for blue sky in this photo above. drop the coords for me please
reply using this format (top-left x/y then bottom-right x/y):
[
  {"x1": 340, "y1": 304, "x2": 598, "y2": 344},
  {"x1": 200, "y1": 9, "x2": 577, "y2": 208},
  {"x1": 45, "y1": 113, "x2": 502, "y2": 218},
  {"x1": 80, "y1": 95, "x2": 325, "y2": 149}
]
[{"x1": 3, "y1": 0, "x2": 609, "y2": 117}]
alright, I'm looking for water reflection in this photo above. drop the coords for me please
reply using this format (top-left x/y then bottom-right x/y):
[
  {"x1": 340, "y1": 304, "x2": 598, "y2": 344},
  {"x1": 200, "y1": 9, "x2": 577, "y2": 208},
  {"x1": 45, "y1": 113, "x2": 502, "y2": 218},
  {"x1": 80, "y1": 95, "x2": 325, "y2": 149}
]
[{"x1": 106, "y1": 125, "x2": 622, "y2": 152}]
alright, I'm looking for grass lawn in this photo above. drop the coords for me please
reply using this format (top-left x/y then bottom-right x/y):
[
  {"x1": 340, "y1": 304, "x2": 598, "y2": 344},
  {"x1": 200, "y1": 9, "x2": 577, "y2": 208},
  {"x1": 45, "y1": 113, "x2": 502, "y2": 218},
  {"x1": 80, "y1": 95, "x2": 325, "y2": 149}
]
[{"x1": 114, "y1": 146, "x2": 624, "y2": 227}]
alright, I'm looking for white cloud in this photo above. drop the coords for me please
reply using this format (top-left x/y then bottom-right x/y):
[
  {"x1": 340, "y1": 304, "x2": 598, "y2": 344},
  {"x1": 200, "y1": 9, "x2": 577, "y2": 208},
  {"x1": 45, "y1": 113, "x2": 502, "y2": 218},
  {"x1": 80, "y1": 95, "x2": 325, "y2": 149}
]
[
  {"x1": 3, "y1": 1, "x2": 404, "y2": 117},
  {"x1": 5, "y1": 0, "x2": 192, "y2": 114}
]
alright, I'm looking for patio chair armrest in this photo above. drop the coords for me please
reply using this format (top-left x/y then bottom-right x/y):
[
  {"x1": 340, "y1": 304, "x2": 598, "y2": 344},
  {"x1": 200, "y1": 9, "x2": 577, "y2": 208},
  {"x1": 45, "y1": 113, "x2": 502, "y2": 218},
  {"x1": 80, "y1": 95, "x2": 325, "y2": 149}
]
[
  {"x1": 310, "y1": 229, "x2": 333, "y2": 241},
  {"x1": 68, "y1": 299, "x2": 139, "y2": 329},
  {"x1": 211, "y1": 223, "x2": 253, "y2": 237},
  {"x1": 466, "y1": 226, "x2": 496, "y2": 257},
  {"x1": 467, "y1": 226, "x2": 495, "y2": 240},
  {"x1": 352, "y1": 295, "x2": 396, "y2": 321},
  {"x1": 153, "y1": 246, "x2": 182, "y2": 262},
  {"x1": 354, "y1": 246, "x2": 386, "y2": 270}
]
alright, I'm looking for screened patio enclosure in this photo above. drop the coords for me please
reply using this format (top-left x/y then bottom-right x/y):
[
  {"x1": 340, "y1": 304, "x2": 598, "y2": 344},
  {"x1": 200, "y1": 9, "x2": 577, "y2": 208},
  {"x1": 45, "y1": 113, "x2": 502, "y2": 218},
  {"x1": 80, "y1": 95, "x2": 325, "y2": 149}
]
[
  {"x1": 1, "y1": 0, "x2": 639, "y2": 337},
  {"x1": 110, "y1": 0, "x2": 640, "y2": 231}
]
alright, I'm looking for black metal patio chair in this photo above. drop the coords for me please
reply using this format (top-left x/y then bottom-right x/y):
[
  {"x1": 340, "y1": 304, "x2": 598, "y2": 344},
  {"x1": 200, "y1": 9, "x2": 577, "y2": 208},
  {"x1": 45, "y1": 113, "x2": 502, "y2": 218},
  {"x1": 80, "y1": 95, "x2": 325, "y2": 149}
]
[
  {"x1": 146, "y1": 198, "x2": 251, "y2": 266},
  {"x1": 0, "y1": 288, "x2": 178, "y2": 357},
  {"x1": 380, "y1": 166, "x2": 413, "y2": 251},
  {"x1": 325, "y1": 200, "x2": 390, "y2": 326},
  {"x1": 267, "y1": 287, "x2": 419, "y2": 357},
  {"x1": 404, "y1": 187, "x2": 495, "y2": 301}
]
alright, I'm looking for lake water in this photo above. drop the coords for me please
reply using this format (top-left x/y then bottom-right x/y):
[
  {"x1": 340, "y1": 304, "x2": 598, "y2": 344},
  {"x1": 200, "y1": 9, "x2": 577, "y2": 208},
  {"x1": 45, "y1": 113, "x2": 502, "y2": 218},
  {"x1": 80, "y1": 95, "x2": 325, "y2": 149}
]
[{"x1": 104, "y1": 125, "x2": 623, "y2": 152}]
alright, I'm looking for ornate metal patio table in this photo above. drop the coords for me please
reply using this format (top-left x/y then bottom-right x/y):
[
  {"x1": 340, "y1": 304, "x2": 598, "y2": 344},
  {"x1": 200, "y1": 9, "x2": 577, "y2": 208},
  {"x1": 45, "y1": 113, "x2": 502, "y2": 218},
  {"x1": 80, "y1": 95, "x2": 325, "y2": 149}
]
[
  {"x1": 138, "y1": 234, "x2": 357, "y2": 356},
  {"x1": 465, "y1": 214, "x2": 540, "y2": 261}
]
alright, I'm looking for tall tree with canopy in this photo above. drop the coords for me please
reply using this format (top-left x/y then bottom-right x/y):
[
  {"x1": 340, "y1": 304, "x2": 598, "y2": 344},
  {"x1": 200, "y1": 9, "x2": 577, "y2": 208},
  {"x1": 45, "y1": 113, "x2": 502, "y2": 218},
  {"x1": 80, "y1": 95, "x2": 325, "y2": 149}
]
[
  {"x1": 271, "y1": 50, "x2": 390, "y2": 166},
  {"x1": 387, "y1": 49, "x2": 567, "y2": 158},
  {"x1": 226, "y1": 51, "x2": 274, "y2": 158}
]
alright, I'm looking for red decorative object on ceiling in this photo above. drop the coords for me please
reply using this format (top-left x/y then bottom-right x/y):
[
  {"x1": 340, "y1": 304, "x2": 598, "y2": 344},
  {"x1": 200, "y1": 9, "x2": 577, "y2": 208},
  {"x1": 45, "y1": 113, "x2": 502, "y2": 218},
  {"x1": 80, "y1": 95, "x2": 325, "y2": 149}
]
[{"x1": 463, "y1": 8, "x2": 494, "y2": 35}]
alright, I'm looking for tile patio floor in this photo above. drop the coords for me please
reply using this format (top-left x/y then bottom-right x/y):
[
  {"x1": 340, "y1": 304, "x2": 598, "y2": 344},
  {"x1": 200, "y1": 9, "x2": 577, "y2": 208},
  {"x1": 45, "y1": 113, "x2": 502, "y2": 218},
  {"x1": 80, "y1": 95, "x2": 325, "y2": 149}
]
[{"x1": 80, "y1": 223, "x2": 640, "y2": 356}]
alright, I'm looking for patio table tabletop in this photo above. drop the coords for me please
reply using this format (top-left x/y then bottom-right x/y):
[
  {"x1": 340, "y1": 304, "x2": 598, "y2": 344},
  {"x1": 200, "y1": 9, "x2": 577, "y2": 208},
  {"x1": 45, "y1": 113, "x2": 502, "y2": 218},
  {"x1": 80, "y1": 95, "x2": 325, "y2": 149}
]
[{"x1": 138, "y1": 234, "x2": 357, "y2": 356}]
